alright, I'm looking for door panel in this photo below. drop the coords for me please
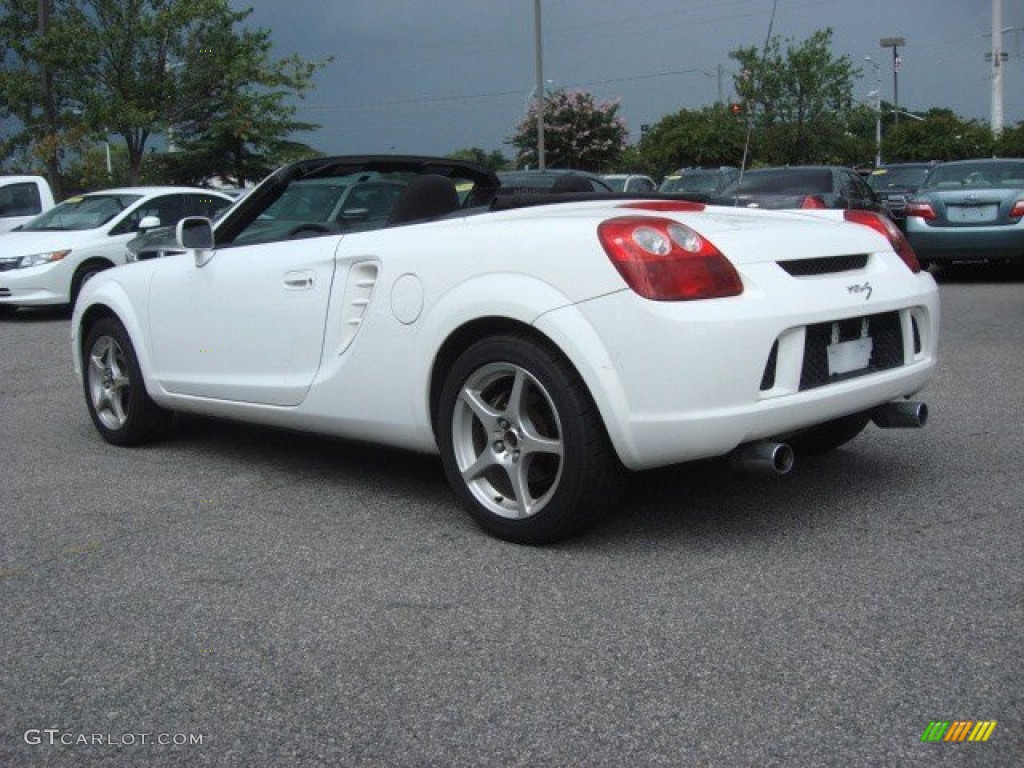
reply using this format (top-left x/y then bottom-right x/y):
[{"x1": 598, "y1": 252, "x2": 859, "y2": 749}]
[{"x1": 148, "y1": 237, "x2": 339, "y2": 406}]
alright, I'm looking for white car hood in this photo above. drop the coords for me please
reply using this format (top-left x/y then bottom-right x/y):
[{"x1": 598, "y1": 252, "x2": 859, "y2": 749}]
[{"x1": 0, "y1": 228, "x2": 105, "y2": 256}]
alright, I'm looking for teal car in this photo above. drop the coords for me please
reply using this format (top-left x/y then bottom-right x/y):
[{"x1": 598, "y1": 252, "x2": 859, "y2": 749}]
[{"x1": 904, "y1": 159, "x2": 1024, "y2": 268}]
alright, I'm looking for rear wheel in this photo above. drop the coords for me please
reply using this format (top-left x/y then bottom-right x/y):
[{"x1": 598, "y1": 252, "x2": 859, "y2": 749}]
[
  {"x1": 83, "y1": 318, "x2": 170, "y2": 445},
  {"x1": 788, "y1": 412, "x2": 870, "y2": 455},
  {"x1": 437, "y1": 334, "x2": 622, "y2": 544}
]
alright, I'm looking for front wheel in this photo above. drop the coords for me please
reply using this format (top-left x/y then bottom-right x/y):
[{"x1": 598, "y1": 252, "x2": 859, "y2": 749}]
[
  {"x1": 437, "y1": 334, "x2": 622, "y2": 544},
  {"x1": 70, "y1": 261, "x2": 110, "y2": 307},
  {"x1": 82, "y1": 318, "x2": 170, "y2": 445}
]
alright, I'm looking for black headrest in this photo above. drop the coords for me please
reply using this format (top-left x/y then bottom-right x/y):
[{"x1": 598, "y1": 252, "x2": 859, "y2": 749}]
[{"x1": 387, "y1": 174, "x2": 460, "y2": 226}]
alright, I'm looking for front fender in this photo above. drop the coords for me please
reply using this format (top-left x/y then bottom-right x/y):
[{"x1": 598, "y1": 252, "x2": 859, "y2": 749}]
[{"x1": 71, "y1": 271, "x2": 154, "y2": 392}]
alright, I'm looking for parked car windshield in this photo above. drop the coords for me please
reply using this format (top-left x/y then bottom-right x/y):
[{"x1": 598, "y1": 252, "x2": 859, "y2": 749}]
[
  {"x1": 868, "y1": 166, "x2": 930, "y2": 191},
  {"x1": 21, "y1": 193, "x2": 142, "y2": 231},
  {"x1": 723, "y1": 169, "x2": 832, "y2": 196},
  {"x1": 923, "y1": 161, "x2": 1024, "y2": 189},
  {"x1": 661, "y1": 171, "x2": 728, "y2": 194}
]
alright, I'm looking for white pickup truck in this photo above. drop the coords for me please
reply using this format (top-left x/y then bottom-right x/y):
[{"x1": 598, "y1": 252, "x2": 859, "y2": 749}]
[{"x1": 0, "y1": 176, "x2": 56, "y2": 233}]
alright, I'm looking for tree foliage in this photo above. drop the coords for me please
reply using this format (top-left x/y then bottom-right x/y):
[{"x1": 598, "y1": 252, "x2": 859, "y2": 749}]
[
  {"x1": 0, "y1": 0, "x2": 326, "y2": 188},
  {"x1": 628, "y1": 105, "x2": 747, "y2": 177},
  {"x1": 509, "y1": 89, "x2": 627, "y2": 171},
  {"x1": 730, "y1": 28, "x2": 860, "y2": 165},
  {"x1": 883, "y1": 109, "x2": 996, "y2": 162},
  {"x1": 447, "y1": 147, "x2": 510, "y2": 172}
]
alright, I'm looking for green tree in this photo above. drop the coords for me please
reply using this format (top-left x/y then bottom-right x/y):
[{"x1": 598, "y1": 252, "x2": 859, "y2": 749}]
[
  {"x1": 630, "y1": 105, "x2": 747, "y2": 177},
  {"x1": 994, "y1": 121, "x2": 1024, "y2": 157},
  {"x1": 447, "y1": 147, "x2": 510, "y2": 172},
  {"x1": 0, "y1": 0, "x2": 325, "y2": 186},
  {"x1": 730, "y1": 28, "x2": 860, "y2": 165},
  {"x1": 509, "y1": 89, "x2": 627, "y2": 171},
  {"x1": 0, "y1": 0, "x2": 87, "y2": 195},
  {"x1": 883, "y1": 109, "x2": 995, "y2": 161}
]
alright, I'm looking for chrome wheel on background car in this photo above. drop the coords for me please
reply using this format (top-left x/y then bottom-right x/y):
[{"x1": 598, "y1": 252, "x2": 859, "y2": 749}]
[
  {"x1": 82, "y1": 318, "x2": 170, "y2": 445},
  {"x1": 438, "y1": 334, "x2": 622, "y2": 545}
]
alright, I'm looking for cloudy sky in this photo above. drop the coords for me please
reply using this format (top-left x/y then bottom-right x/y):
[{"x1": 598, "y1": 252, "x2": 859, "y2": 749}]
[{"x1": 237, "y1": 0, "x2": 1022, "y2": 157}]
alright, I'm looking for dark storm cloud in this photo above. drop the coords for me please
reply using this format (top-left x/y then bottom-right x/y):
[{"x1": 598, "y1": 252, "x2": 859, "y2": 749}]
[{"x1": 234, "y1": 0, "x2": 1024, "y2": 156}]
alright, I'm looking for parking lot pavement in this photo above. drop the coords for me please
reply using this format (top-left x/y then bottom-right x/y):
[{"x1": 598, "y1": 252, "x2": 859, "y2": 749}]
[{"x1": 1, "y1": 272, "x2": 1021, "y2": 767}]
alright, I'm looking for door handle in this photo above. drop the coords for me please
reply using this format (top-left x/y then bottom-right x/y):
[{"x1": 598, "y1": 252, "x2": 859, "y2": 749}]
[{"x1": 283, "y1": 270, "x2": 314, "y2": 290}]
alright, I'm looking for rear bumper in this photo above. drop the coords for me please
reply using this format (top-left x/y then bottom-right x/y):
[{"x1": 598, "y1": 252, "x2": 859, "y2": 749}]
[
  {"x1": 905, "y1": 224, "x2": 1024, "y2": 263},
  {"x1": 538, "y1": 258, "x2": 939, "y2": 471}
]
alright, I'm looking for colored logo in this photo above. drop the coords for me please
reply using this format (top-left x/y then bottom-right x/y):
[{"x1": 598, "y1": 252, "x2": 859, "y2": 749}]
[{"x1": 921, "y1": 720, "x2": 997, "y2": 743}]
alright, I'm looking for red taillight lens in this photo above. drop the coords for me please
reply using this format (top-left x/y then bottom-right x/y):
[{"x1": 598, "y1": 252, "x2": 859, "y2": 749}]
[
  {"x1": 1010, "y1": 200, "x2": 1024, "y2": 220},
  {"x1": 619, "y1": 200, "x2": 707, "y2": 213},
  {"x1": 597, "y1": 216, "x2": 743, "y2": 301},
  {"x1": 905, "y1": 200, "x2": 936, "y2": 220},
  {"x1": 844, "y1": 209, "x2": 921, "y2": 273},
  {"x1": 801, "y1": 195, "x2": 826, "y2": 209}
]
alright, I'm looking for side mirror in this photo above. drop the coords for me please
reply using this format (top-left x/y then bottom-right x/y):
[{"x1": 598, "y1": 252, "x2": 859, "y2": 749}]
[
  {"x1": 138, "y1": 215, "x2": 161, "y2": 231},
  {"x1": 176, "y1": 216, "x2": 215, "y2": 267}
]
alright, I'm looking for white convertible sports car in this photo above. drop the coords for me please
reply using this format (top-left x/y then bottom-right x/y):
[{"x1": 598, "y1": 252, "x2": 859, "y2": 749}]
[{"x1": 72, "y1": 156, "x2": 939, "y2": 544}]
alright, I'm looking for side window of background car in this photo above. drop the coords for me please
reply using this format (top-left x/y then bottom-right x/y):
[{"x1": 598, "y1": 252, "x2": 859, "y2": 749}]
[
  {"x1": 0, "y1": 183, "x2": 43, "y2": 217},
  {"x1": 110, "y1": 195, "x2": 185, "y2": 235},
  {"x1": 186, "y1": 194, "x2": 229, "y2": 220}
]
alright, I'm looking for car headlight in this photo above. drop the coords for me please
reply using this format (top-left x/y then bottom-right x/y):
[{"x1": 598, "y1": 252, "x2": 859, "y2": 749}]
[{"x1": 17, "y1": 249, "x2": 72, "y2": 268}]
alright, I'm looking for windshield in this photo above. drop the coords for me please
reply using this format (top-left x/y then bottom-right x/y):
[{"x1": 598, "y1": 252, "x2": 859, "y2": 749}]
[
  {"x1": 723, "y1": 169, "x2": 832, "y2": 196},
  {"x1": 868, "y1": 166, "x2": 929, "y2": 191},
  {"x1": 923, "y1": 161, "x2": 1024, "y2": 189},
  {"x1": 604, "y1": 178, "x2": 626, "y2": 192},
  {"x1": 661, "y1": 172, "x2": 722, "y2": 194},
  {"x1": 21, "y1": 194, "x2": 142, "y2": 231}
]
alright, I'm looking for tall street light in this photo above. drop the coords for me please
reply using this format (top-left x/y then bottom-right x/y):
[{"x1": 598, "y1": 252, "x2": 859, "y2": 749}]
[
  {"x1": 880, "y1": 37, "x2": 905, "y2": 127},
  {"x1": 533, "y1": 0, "x2": 546, "y2": 170},
  {"x1": 864, "y1": 57, "x2": 882, "y2": 167}
]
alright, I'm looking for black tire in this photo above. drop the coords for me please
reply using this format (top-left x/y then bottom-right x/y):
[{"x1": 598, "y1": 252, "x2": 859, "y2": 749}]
[
  {"x1": 82, "y1": 317, "x2": 170, "y2": 445},
  {"x1": 71, "y1": 261, "x2": 111, "y2": 307},
  {"x1": 0, "y1": 304, "x2": 18, "y2": 319},
  {"x1": 788, "y1": 411, "x2": 870, "y2": 455},
  {"x1": 437, "y1": 334, "x2": 623, "y2": 544}
]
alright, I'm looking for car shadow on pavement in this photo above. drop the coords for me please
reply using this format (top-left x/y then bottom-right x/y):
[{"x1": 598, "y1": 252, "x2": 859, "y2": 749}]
[
  {"x1": 1, "y1": 305, "x2": 71, "y2": 322},
  {"x1": 929, "y1": 262, "x2": 1024, "y2": 284}
]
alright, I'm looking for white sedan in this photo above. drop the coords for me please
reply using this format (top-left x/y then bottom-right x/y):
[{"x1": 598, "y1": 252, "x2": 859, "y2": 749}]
[
  {"x1": 0, "y1": 186, "x2": 232, "y2": 314},
  {"x1": 72, "y1": 156, "x2": 939, "y2": 544}
]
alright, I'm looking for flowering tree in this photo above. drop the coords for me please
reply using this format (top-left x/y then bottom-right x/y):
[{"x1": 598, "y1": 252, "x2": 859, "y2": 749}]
[{"x1": 509, "y1": 89, "x2": 628, "y2": 171}]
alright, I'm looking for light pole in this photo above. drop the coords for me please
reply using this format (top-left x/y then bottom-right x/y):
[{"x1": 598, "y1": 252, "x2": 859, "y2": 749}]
[
  {"x1": 865, "y1": 56, "x2": 882, "y2": 167},
  {"x1": 533, "y1": 0, "x2": 545, "y2": 170},
  {"x1": 880, "y1": 37, "x2": 905, "y2": 127}
]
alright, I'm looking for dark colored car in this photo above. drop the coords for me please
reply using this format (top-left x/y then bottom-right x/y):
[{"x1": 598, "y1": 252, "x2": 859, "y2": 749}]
[
  {"x1": 659, "y1": 167, "x2": 739, "y2": 196},
  {"x1": 711, "y1": 166, "x2": 884, "y2": 213},
  {"x1": 867, "y1": 163, "x2": 934, "y2": 225},
  {"x1": 497, "y1": 170, "x2": 613, "y2": 194},
  {"x1": 904, "y1": 158, "x2": 1024, "y2": 268}
]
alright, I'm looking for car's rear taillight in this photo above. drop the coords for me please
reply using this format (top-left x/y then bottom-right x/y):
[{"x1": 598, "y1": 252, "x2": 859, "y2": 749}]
[
  {"x1": 801, "y1": 195, "x2": 826, "y2": 209},
  {"x1": 597, "y1": 216, "x2": 743, "y2": 301},
  {"x1": 619, "y1": 200, "x2": 707, "y2": 213},
  {"x1": 905, "y1": 200, "x2": 936, "y2": 220},
  {"x1": 844, "y1": 209, "x2": 921, "y2": 273},
  {"x1": 1010, "y1": 200, "x2": 1024, "y2": 221}
]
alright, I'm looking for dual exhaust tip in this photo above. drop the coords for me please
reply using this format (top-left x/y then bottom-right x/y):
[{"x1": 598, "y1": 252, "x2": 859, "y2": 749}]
[{"x1": 730, "y1": 400, "x2": 928, "y2": 476}]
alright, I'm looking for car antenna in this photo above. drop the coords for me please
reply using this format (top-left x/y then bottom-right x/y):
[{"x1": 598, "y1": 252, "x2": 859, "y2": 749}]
[{"x1": 734, "y1": 0, "x2": 779, "y2": 206}]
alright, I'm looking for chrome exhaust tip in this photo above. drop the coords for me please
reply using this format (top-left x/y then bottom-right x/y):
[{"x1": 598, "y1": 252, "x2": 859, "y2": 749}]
[
  {"x1": 730, "y1": 441, "x2": 795, "y2": 476},
  {"x1": 871, "y1": 400, "x2": 929, "y2": 429}
]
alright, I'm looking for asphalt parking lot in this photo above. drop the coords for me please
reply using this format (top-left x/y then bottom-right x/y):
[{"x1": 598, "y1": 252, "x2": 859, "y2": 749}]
[{"x1": 1, "y1": 266, "x2": 1021, "y2": 767}]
